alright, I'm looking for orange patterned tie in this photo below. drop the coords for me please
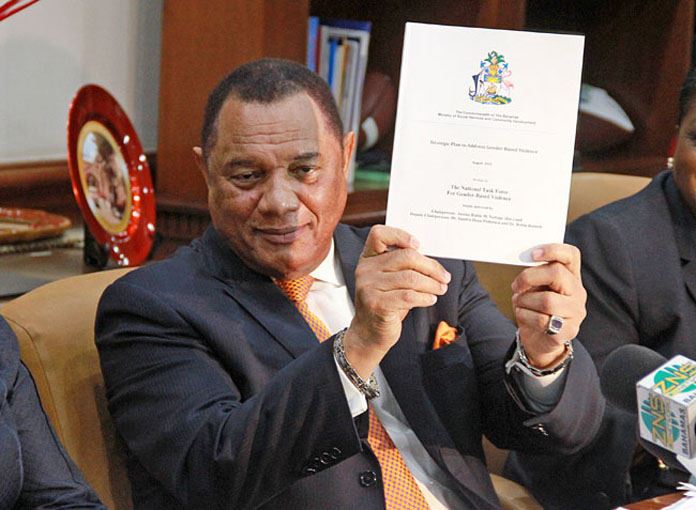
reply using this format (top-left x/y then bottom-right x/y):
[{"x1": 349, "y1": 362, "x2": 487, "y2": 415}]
[
  {"x1": 276, "y1": 276, "x2": 331, "y2": 342},
  {"x1": 276, "y1": 276, "x2": 430, "y2": 509}
]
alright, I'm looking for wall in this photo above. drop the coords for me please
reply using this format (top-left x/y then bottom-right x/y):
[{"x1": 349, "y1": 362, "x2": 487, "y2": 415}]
[{"x1": 0, "y1": 0, "x2": 162, "y2": 164}]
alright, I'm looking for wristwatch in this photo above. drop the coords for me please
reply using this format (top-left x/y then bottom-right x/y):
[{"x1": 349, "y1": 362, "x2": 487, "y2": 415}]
[{"x1": 505, "y1": 330, "x2": 573, "y2": 377}]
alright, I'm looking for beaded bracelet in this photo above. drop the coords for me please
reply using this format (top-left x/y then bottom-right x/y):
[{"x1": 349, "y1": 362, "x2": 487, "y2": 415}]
[{"x1": 333, "y1": 328, "x2": 380, "y2": 400}]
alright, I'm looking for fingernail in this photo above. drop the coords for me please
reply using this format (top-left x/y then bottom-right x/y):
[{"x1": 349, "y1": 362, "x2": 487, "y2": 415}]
[
  {"x1": 440, "y1": 283, "x2": 448, "y2": 293},
  {"x1": 431, "y1": 295, "x2": 438, "y2": 304},
  {"x1": 443, "y1": 271, "x2": 451, "y2": 283},
  {"x1": 410, "y1": 237, "x2": 420, "y2": 249},
  {"x1": 511, "y1": 293, "x2": 518, "y2": 304},
  {"x1": 532, "y1": 248, "x2": 544, "y2": 260}
]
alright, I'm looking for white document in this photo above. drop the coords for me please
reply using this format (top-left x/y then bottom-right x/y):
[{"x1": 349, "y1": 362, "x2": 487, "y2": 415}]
[{"x1": 386, "y1": 23, "x2": 585, "y2": 265}]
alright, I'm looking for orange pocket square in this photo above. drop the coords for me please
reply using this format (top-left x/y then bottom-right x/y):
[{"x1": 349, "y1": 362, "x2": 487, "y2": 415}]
[{"x1": 432, "y1": 320, "x2": 458, "y2": 350}]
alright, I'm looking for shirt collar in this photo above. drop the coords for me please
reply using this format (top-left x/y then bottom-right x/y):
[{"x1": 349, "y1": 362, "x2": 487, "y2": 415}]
[{"x1": 310, "y1": 240, "x2": 345, "y2": 287}]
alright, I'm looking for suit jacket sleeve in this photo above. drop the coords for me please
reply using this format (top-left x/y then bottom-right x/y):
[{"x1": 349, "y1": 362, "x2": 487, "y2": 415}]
[
  {"x1": 96, "y1": 280, "x2": 362, "y2": 510},
  {"x1": 455, "y1": 260, "x2": 604, "y2": 456},
  {"x1": 10, "y1": 362, "x2": 106, "y2": 509},
  {"x1": 0, "y1": 314, "x2": 105, "y2": 510}
]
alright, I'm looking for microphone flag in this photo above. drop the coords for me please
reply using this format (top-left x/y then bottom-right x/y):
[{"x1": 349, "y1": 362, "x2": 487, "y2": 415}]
[{"x1": 636, "y1": 355, "x2": 696, "y2": 459}]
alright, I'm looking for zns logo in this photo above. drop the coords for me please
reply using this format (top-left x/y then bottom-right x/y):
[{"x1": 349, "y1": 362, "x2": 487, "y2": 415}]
[
  {"x1": 640, "y1": 394, "x2": 678, "y2": 448},
  {"x1": 651, "y1": 361, "x2": 696, "y2": 396}
]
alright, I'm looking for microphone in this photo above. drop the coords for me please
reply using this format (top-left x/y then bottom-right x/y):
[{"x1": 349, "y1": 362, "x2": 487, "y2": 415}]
[
  {"x1": 600, "y1": 344, "x2": 667, "y2": 414},
  {"x1": 600, "y1": 345, "x2": 689, "y2": 473}
]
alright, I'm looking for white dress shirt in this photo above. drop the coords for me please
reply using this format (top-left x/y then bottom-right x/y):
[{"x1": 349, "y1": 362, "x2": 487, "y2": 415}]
[{"x1": 308, "y1": 241, "x2": 565, "y2": 509}]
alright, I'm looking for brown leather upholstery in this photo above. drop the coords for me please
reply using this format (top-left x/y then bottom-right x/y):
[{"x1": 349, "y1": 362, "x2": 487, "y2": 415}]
[
  {"x1": 490, "y1": 474, "x2": 543, "y2": 510},
  {"x1": 565, "y1": 172, "x2": 652, "y2": 224},
  {"x1": 0, "y1": 263, "x2": 544, "y2": 509},
  {"x1": 1, "y1": 268, "x2": 134, "y2": 510},
  {"x1": 474, "y1": 171, "x2": 652, "y2": 321}
]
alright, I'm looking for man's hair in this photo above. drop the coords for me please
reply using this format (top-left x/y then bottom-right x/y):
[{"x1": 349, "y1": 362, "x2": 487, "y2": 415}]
[
  {"x1": 201, "y1": 58, "x2": 344, "y2": 160},
  {"x1": 679, "y1": 67, "x2": 696, "y2": 125}
]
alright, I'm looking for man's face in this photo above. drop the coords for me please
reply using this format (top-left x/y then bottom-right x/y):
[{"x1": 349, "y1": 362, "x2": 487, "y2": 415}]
[
  {"x1": 196, "y1": 92, "x2": 354, "y2": 280},
  {"x1": 674, "y1": 100, "x2": 696, "y2": 215}
]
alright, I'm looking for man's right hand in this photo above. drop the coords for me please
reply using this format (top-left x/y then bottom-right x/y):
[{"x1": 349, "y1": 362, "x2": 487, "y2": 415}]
[{"x1": 342, "y1": 225, "x2": 451, "y2": 380}]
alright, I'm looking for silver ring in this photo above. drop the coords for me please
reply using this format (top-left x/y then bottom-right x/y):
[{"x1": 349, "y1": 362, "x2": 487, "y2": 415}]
[{"x1": 545, "y1": 315, "x2": 564, "y2": 335}]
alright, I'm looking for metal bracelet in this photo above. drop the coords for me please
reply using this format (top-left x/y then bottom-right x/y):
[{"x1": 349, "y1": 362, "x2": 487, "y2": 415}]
[
  {"x1": 515, "y1": 330, "x2": 573, "y2": 377},
  {"x1": 333, "y1": 328, "x2": 380, "y2": 400}
]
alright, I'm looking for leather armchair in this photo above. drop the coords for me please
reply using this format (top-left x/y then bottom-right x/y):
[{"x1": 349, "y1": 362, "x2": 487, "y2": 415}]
[{"x1": 1, "y1": 268, "x2": 134, "y2": 510}]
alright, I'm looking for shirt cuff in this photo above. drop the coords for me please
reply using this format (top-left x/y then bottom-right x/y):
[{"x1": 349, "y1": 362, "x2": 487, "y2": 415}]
[
  {"x1": 510, "y1": 367, "x2": 567, "y2": 413},
  {"x1": 335, "y1": 357, "x2": 368, "y2": 417}
]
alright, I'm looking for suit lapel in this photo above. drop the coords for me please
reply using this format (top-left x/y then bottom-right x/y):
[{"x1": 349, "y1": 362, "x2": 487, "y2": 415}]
[
  {"x1": 334, "y1": 223, "x2": 359, "y2": 302},
  {"x1": 334, "y1": 224, "x2": 450, "y2": 463},
  {"x1": 200, "y1": 226, "x2": 319, "y2": 358},
  {"x1": 222, "y1": 279, "x2": 319, "y2": 358},
  {"x1": 381, "y1": 315, "x2": 453, "y2": 462}
]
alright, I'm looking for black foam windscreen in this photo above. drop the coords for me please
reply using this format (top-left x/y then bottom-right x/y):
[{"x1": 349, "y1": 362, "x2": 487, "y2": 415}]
[{"x1": 599, "y1": 344, "x2": 667, "y2": 414}]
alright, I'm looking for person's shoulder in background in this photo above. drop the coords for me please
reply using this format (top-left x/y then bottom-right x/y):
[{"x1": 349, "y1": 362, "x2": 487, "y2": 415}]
[{"x1": 0, "y1": 315, "x2": 106, "y2": 509}]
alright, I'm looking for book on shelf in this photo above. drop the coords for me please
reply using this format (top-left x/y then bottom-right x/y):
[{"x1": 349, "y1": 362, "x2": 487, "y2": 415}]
[
  {"x1": 306, "y1": 16, "x2": 320, "y2": 73},
  {"x1": 307, "y1": 16, "x2": 371, "y2": 190},
  {"x1": 340, "y1": 39, "x2": 360, "y2": 128}
]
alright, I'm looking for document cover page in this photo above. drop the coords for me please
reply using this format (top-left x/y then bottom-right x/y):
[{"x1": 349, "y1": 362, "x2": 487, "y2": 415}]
[{"x1": 386, "y1": 23, "x2": 585, "y2": 265}]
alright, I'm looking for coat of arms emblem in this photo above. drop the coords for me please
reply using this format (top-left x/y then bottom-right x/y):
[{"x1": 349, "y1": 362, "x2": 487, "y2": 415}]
[{"x1": 469, "y1": 50, "x2": 513, "y2": 105}]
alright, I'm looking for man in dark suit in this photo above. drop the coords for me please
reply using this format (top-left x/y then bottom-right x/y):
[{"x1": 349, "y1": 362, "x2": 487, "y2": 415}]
[
  {"x1": 505, "y1": 68, "x2": 696, "y2": 510},
  {"x1": 96, "y1": 58, "x2": 602, "y2": 509}
]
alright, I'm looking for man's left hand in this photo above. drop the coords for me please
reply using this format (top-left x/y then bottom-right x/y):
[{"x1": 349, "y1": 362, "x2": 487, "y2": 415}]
[{"x1": 511, "y1": 243, "x2": 586, "y2": 370}]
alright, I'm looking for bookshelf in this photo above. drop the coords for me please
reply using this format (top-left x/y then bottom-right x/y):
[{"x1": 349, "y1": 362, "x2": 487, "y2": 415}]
[
  {"x1": 525, "y1": 0, "x2": 694, "y2": 176},
  {"x1": 309, "y1": 0, "x2": 525, "y2": 103},
  {"x1": 155, "y1": 0, "x2": 526, "y2": 242},
  {"x1": 155, "y1": 0, "x2": 693, "y2": 245}
]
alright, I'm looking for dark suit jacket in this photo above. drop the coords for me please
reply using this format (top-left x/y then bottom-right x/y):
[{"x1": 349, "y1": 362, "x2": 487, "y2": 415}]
[
  {"x1": 96, "y1": 223, "x2": 603, "y2": 510},
  {"x1": 0, "y1": 317, "x2": 105, "y2": 509},
  {"x1": 506, "y1": 170, "x2": 696, "y2": 509}
]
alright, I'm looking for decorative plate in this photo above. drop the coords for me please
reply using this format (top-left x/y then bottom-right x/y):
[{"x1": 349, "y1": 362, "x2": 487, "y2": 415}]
[
  {"x1": 0, "y1": 207, "x2": 71, "y2": 243},
  {"x1": 67, "y1": 84, "x2": 155, "y2": 266}
]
